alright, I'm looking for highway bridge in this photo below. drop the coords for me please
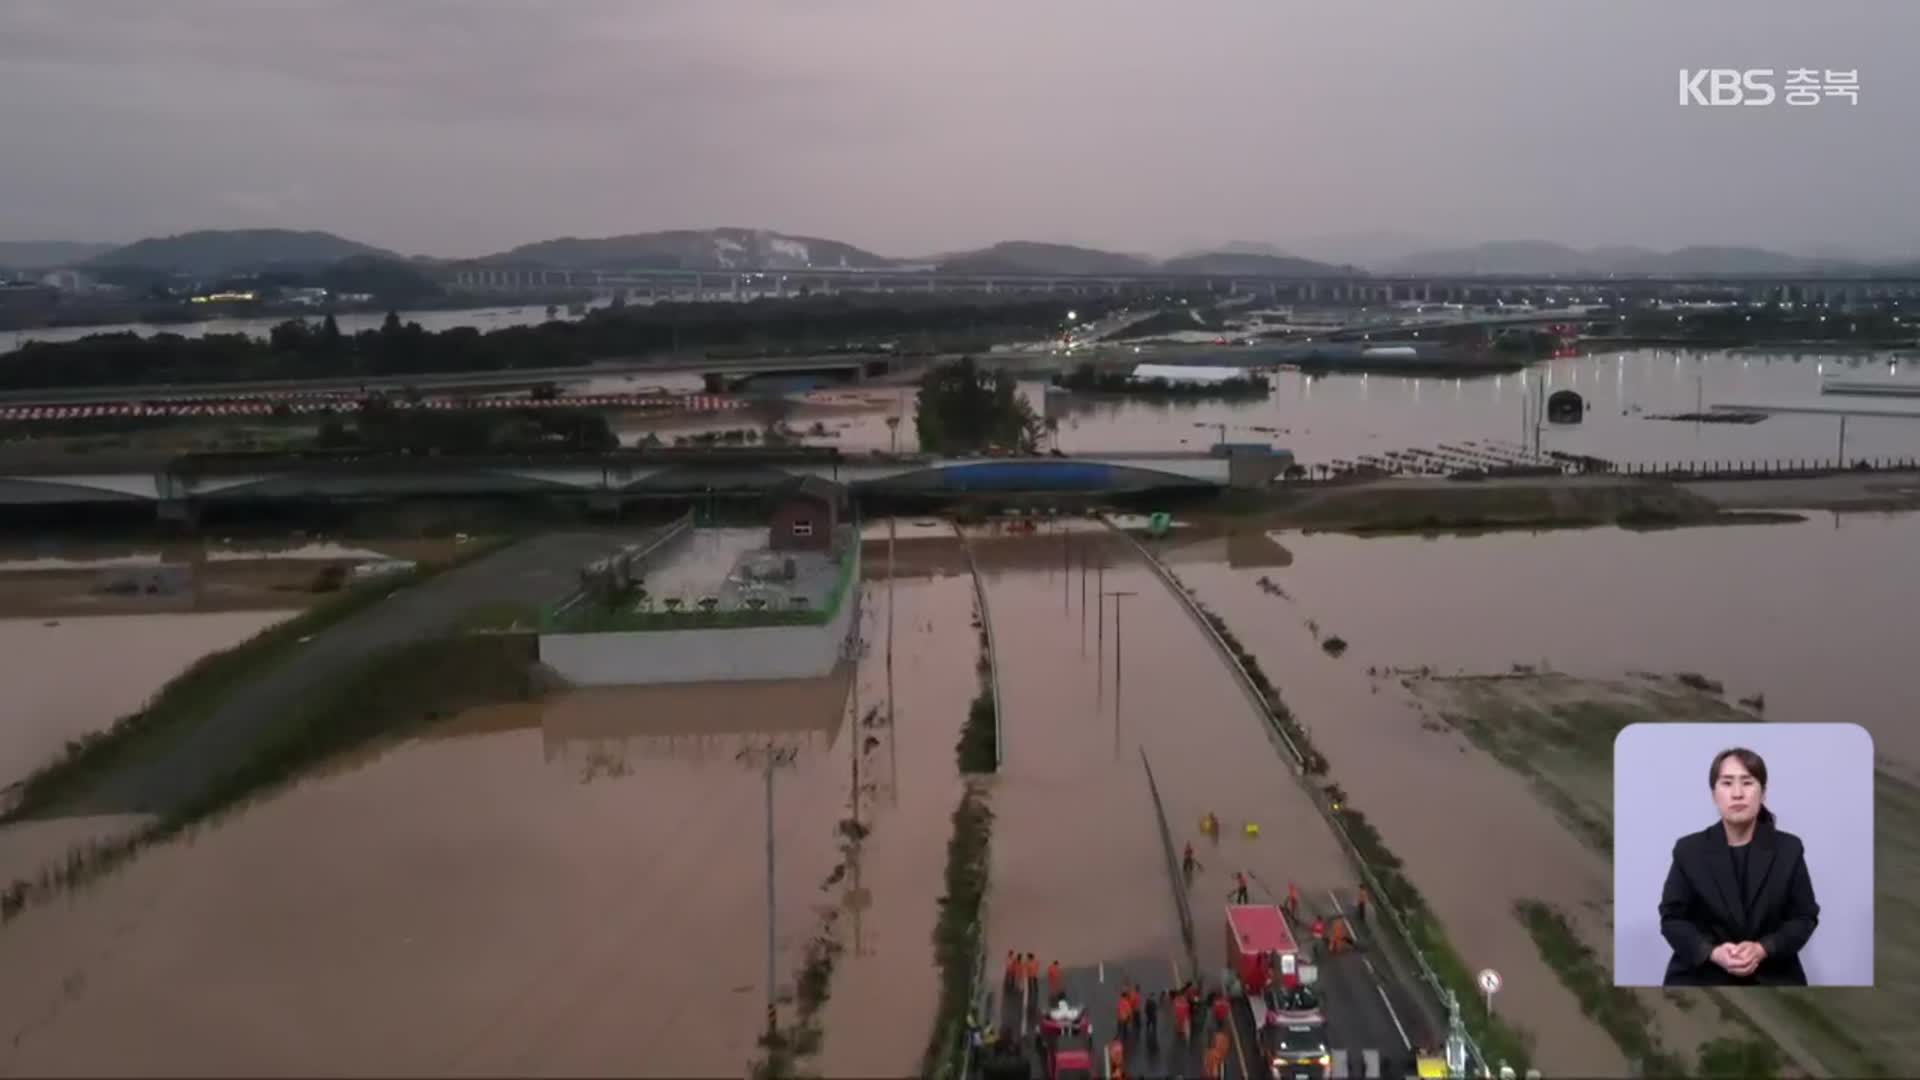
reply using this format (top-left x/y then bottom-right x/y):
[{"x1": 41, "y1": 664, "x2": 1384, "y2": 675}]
[
  {"x1": 0, "y1": 355, "x2": 905, "y2": 407},
  {"x1": 448, "y1": 263, "x2": 1920, "y2": 308},
  {"x1": 0, "y1": 449, "x2": 1287, "y2": 515}
]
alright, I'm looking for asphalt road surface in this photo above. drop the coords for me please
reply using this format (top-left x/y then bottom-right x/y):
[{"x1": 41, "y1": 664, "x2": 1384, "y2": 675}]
[
  {"x1": 987, "y1": 927, "x2": 1426, "y2": 1079},
  {"x1": 64, "y1": 530, "x2": 638, "y2": 817}
]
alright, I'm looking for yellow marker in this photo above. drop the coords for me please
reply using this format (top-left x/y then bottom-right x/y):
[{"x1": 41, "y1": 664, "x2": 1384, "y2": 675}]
[{"x1": 1244, "y1": 822, "x2": 1260, "y2": 838}]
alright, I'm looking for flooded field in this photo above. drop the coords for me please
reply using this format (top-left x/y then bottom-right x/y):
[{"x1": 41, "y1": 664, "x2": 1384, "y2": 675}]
[
  {"x1": 971, "y1": 523, "x2": 1357, "y2": 991},
  {"x1": 1167, "y1": 510, "x2": 1920, "y2": 1074},
  {"x1": 0, "y1": 538, "x2": 460, "y2": 618},
  {"x1": 744, "y1": 350, "x2": 1920, "y2": 469},
  {"x1": 0, "y1": 531, "x2": 975, "y2": 1078},
  {"x1": 0, "y1": 671, "x2": 854, "y2": 1076},
  {"x1": 0, "y1": 611, "x2": 294, "y2": 789},
  {"x1": 814, "y1": 535, "x2": 976, "y2": 1077}
]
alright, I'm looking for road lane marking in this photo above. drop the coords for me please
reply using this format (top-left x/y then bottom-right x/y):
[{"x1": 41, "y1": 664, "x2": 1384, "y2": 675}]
[
  {"x1": 1229, "y1": 996, "x2": 1251, "y2": 1080},
  {"x1": 1328, "y1": 889, "x2": 1411, "y2": 1052}
]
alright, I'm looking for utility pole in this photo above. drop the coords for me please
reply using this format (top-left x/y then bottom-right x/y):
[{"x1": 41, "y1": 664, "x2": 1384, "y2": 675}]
[
  {"x1": 844, "y1": 624, "x2": 865, "y2": 833},
  {"x1": 1096, "y1": 558, "x2": 1107, "y2": 708},
  {"x1": 1839, "y1": 414, "x2": 1849, "y2": 465},
  {"x1": 886, "y1": 515, "x2": 898, "y2": 807},
  {"x1": 1104, "y1": 590, "x2": 1137, "y2": 751},
  {"x1": 1079, "y1": 540, "x2": 1089, "y2": 655},
  {"x1": 1062, "y1": 530, "x2": 1070, "y2": 612},
  {"x1": 738, "y1": 742, "x2": 798, "y2": 1042}
]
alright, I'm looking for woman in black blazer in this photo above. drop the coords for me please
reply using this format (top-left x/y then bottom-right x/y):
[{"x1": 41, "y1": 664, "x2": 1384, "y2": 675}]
[{"x1": 1660, "y1": 747, "x2": 1821, "y2": 986}]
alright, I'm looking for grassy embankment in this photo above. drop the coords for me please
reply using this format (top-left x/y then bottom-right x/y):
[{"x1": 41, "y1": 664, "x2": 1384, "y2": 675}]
[
  {"x1": 1414, "y1": 671, "x2": 1900, "y2": 1077},
  {"x1": 0, "y1": 540, "x2": 522, "y2": 926},
  {"x1": 1, "y1": 631, "x2": 541, "y2": 926},
  {"x1": 921, "y1": 587, "x2": 997, "y2": 1078},
  {"x1": 3, "y1": 538, "x2": 508, "y2": 823},
  {"x1": 1167, "y1": 574, "x2": 1537, "y2": 1074}
]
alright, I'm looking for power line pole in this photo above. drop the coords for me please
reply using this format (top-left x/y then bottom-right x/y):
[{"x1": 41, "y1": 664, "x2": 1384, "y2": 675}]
[
  {"x1": 738, "y1": 742, "x2": 798, "y2": 1042},
  {"x1": 1095, "y1": 557, "x2": 1107, "y2": 709},
  {"x1": 1079, "y1": 539, "x2": 1089, "y2": 656},
  {"x1": 845, "y1": 624, "x2": 865, "y2": 832},
  {"x1": 1104, "y1": 590, "x2": 1136, "y2": 753},
  {"x1": 886, "y1": 515, "x2": 898, "y2": 807}
]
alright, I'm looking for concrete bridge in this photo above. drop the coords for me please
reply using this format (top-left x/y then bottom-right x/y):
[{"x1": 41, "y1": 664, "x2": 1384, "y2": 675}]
[
  {"x1": 0, "y1": 449, "x2": 1286, "y2": 515},
  {"x1": 446, "y1": 264, "x2": 1920, "y2": 308}
]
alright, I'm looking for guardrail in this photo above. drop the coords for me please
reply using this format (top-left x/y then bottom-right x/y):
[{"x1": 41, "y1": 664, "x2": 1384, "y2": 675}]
[
  {"x1": 541, "y1": 509, "x2": 692, "y2": 627},
  {"x1": 1106, "y1": 519, "x2": 1489, "y2": 1076},
  {"x1": 1139, "y1": 748, "x2": 1200, "y2": 982},
  {"x1": 952, "y1": 523, "x2": 1005, "y2": 770}
]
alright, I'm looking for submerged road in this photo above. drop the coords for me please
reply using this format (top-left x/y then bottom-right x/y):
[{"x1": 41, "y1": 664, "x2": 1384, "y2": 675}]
[
  {"x1": 968, "y1": 524, "x2": 1432, "y2": 1077},
  {"x1": 60, "y1": 531, "x2": 640, "y2": 818}
]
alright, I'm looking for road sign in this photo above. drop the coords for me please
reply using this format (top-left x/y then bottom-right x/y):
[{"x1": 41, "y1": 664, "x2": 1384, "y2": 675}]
[{"x1": 1477, "y1": 969, "x2": 1503, "y2": 995}]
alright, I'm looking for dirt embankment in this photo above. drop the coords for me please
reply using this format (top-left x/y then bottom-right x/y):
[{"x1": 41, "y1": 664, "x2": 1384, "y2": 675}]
[
  {"x1": 1407, "y1": 670, "x2": 1915, "y2": 1078},
  {"x1": 1683, "y1": 469, "x2": 1920, "y2": 514},
  {"x1": 1261, "y1": 477, "x2": 1782, "y2": 535}
]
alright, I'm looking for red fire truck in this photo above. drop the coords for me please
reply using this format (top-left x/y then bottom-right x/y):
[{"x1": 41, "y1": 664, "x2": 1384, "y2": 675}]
[{"x1": 1227, "y1": 904, "x2": 1333, "y2": 1078}]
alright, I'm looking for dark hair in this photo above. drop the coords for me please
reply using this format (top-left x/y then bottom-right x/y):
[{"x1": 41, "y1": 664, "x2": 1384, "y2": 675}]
[{"x1": 1710, "y1": 746, "x2": 1775, "y2": 824}]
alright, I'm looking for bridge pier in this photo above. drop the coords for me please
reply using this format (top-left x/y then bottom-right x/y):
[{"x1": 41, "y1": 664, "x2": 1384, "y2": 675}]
[{"x1": 156, "y1": 497, "x2": 200, "y2": 529}]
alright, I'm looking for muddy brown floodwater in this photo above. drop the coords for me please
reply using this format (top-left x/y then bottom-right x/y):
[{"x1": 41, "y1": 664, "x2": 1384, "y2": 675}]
[
  {"x1": 0, "y1": 547, "x2": 976, "y2": 1078},
  {"x1": 971, "y1": 522, "x2": 1353, "y2": 996},
  {"x1": 0, "y1": 611, "x2": 295, "y2": 789},
  {"x1": 813, "y1": 539, "x2": 976, "y2": 1077},
  {"x1": 0, "y1": 665, "x2": 865, "y2": 1076},
  {"x1": 1169, "y1": 511, "x2": 1920, "y2": 1074}
]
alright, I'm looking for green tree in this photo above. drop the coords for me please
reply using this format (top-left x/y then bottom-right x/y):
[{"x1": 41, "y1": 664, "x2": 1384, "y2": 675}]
[{"x1": 913, "y1": 355, "x2": 1040, "y2": 454}]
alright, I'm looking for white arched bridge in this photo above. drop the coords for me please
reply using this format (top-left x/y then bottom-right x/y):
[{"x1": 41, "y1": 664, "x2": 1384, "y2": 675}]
[{"x1": 0, "y1": 448, "x2": 1291, "y2": 513}]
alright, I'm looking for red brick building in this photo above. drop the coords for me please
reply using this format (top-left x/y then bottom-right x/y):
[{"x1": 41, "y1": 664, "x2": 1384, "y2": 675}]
[{"x1": 768, "y1": 475, "x2": 844, "y2": 552}]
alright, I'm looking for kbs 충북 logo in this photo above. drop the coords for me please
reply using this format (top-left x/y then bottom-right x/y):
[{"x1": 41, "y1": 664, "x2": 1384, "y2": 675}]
[{"x1": 1678, "y1": 69, "x2": 1860, "y2": 106}]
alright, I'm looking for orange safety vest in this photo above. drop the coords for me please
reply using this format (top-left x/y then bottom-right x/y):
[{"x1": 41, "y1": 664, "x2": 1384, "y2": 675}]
[
  {"x1": 1048, "y1": 962, "x2": 1063, "y2": 993},
  {"x1": 1026, "y1": 957, "x2": 1040, "y2": 981}
]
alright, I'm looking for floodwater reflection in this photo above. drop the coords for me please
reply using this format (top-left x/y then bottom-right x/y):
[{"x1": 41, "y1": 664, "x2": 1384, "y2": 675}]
[
  {"x1": 0, "y1": 669, "x2": 861, "y2": 1077},
  {"x1": 972, "y1": 521, "x2": 1352, "y2": 986},
  {"x1": 1171, "y1": 512, "x2": 1920, "y2": 1073},
  {"x1": 0, "y1": 567, "x2": 981, "y2": 1078}
]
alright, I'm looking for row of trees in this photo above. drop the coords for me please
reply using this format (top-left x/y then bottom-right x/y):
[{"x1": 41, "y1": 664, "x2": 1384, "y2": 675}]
[
  {"x1": 313, "y1": 400, "x2": 619, "y2": 455},
  {"x1": 0, "y1": 294, "x2": 1123, "y2": 391}
]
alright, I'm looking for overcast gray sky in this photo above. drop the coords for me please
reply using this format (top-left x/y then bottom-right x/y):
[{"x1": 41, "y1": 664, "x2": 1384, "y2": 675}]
[{"x1": 1, "y1": 0, "x2": 1914, "y2": 261}]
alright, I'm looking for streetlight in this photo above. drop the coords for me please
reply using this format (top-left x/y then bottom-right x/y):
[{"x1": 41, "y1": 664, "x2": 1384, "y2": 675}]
[{"x1": 737, "y1": 741, "x2": 799, "y2": 1041}]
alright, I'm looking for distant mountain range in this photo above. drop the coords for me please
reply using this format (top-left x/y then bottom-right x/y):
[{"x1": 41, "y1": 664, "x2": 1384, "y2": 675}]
[
  {"x1": 483, "y1": 227, "x2": 893, "y2": 272},
  {"x1": 4, "y1": 226, "x2": 1915, "y2": 279},
  {"x1": 86, "y1": 229, "x2": 398, "y2": 276}
]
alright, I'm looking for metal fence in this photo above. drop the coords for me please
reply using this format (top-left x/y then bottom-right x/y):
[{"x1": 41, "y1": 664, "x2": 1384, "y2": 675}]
[
  {"x1": 952, "y1": 523, "x2": 1005, "y2": 770},
  {"x1": 1139, "y1": 748, "x2": 1200, "y2": 981},
  {"x1": 543, "y1": 520, "x2": 860, "y2": 634},
  {"x1": 1109, "y1": 519, "x2": 1491, "y2": 1077}
]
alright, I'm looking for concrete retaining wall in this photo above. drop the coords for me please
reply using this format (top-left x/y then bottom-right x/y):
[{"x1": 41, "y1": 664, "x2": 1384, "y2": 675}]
[{"x1": 538, "y1": 576, "x2": 860, "y2": 685}]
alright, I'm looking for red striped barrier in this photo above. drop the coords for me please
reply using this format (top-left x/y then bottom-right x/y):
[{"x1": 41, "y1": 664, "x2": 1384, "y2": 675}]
[{"x1": 0, "y1": 392, "x2": 747, "y2": 422}]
